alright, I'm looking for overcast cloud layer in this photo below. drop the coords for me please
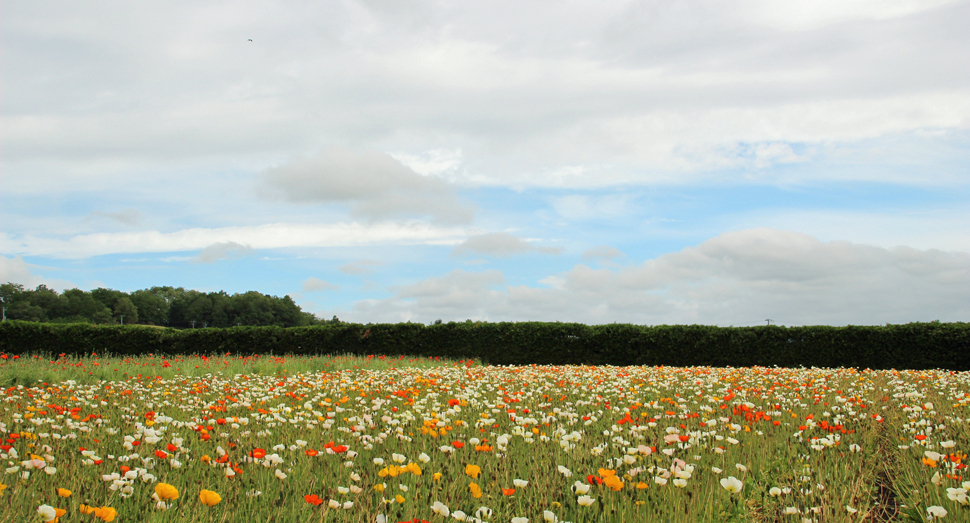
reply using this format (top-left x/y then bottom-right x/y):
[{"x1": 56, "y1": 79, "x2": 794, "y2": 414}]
[{"x1": 1, "y1": 0, "x2": 968, "y2": 325}]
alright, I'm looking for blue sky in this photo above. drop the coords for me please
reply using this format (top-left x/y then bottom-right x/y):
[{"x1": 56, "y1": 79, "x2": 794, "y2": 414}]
[{"x1": 2, "y1": 0, "x2": 969, "y2": 326}]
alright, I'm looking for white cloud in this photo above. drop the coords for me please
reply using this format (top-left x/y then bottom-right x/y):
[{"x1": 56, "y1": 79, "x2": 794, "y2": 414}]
[
  {"x1": 3, "y1": 0, "x2": 967, "y2": 191},
  {"x1": 349, "y1": 229, "x2": 970, "y2": 325},
  {"x1": 260, "y1": 146, "x2": 473, "y2": 224},
  {"x1": 301, "y1": 277, "x2": 338, "y2": 292},
  {"x1": 0, "y1": 256, "x2": 75, "y2": 291},
  {"x1": 453, "y1": 232, "x2": 562, "y2": 257},
  {"x1": 192, "y1": 241, "x2": 254, "y2": 263},
  {"x1": 0, "y1": 222, "x2": 474, "y2": 258}
]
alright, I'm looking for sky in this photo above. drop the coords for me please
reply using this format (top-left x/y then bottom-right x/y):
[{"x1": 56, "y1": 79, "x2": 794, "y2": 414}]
[{"x1": 2, "y1": 0, "x2": 969, "y2": 326}]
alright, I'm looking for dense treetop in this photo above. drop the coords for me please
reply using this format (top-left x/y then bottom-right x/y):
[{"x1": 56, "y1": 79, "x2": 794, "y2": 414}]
[{"x1": 0, "y1": 283, "x2": 328, "y2": 328}]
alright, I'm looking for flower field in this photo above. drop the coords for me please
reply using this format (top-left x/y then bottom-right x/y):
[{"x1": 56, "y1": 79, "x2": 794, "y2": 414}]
[{"x1": 0, "y1": 353, "x2": 968, "y2": 523}]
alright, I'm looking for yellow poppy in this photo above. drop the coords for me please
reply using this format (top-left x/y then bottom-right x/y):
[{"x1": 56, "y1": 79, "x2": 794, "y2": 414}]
[{"x1": 199, "y1": 489, "x2": 222, "y2": 506}]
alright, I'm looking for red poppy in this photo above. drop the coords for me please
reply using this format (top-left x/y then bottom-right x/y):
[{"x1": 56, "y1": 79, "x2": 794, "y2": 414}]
[
  {"x1": 586, "y1": 475, "x2": 603, "y2": 485},
  {"x1": 452, "y1": 441, "x2": 465, "y2": 449},
  {"x1": 305, "y1": 449, "x2": 319, "y2": 457},
  {"x1": 249, "y1": 448, "x2": 266, "y2": 459},
  {"x1": 333, "y1": 445, "x2": 348, "y2": 453},
  {"x1": 154, "y1": 450, "x2": 168, "y2": 459},
  {"x1": 502, "y1": 488, "x2": 516, "y2": 496},
  {"x1": 304, "y1": 494, "x2": 323, "y2": 505},
  {"x1": 166, "y1": 443, "x2": 178, "y2": 453},
  {"x1": 448, "y1": 399, "x2": 460, "y2": 407}
]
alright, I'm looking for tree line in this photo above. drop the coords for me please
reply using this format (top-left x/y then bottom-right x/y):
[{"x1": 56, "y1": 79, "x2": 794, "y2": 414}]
[{"x1": 0, "y1": 283, "x2": 332, "y2": 328}]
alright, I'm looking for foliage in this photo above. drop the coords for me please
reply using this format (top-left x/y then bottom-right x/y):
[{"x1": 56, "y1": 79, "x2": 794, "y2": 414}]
[
  {"x1": 0, "y1": 320, "x2": 967, "y2": 370},
  {"x1": 0, "y1": 282, "x2": 321, "y2": 328}
]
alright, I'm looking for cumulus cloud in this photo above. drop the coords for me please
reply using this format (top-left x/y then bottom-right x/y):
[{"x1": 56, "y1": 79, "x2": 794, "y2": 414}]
[
  {"x1": 302, "y1": 277, "x2": 338, "y2": 292},
  {"x1": 0, "y1": 256, "x2": 75, "y2": 291},
  {"x1": 453, "y1": 232, "x2": 562, "y2": 258},
  {"x1": 350, "y1": 229, "x2": 970, "y2": 325},
  {"x1": 192, "y1": 241, "x2": 254, "y2": 263},
  {"x1": 260, "y1": 147, "x2": 474, "y2": 224}
]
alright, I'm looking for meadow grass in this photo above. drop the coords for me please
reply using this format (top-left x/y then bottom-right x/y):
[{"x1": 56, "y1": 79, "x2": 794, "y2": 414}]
[{"x1": 0, "y1": 353, "x2": 967, "y2": 523}]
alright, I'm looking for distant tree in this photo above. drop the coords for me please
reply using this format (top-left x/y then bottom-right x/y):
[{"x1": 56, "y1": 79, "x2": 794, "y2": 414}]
[
  {"x1": 28, "y1": 285, "x2": 69, "y2": 320},
  {"x1": 113, "y1": 297, "x2": 138, "y2": 325},
  {"x1": 91, "y1": 288, "x2": 127, "y2": 311},
  {"x1": 7, "y1": 301, "x2": 46, "y2": 322},
  {"x1": 129, "y1": 289, "x2": 169, "y2": 325},
  {"x1": 62, "y1": 289, "x2": 112, "y2": 324},
  {"x1": 0, "y1": 283, "x2": 25, "y2": 306}
]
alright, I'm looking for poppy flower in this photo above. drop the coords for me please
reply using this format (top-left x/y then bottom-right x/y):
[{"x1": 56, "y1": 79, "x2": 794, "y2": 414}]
[
  {"x1": 249, "y1": 448, "x2": 267, "y2": 459},
  {"x1": 306, "y1": 449, "x2": 319, "y2": 457},
  {"x1": 155, "y1": 483, "x2": 179, "y2": 501},
  {"x1": 469, "y1": 483, "x2": 483, "y2": 498},
  {"x1": 502, "y1": 488, "x2": 516, "y2": 496},
  {"x1": 305, "y1": 494, "x2": 323, "y2": 505},
  {"x1": 465, "y1": 464, "x2": 481, "y2": 478},
  {"x1": 199, "y1": 489, "x2": 222, "y2": 506},
  {"x1": 91, "y1": 506, "x2": 118, "y2": 522},
  {"x1": 57, "y1": 488, "x2": 72, "y2": 497}
]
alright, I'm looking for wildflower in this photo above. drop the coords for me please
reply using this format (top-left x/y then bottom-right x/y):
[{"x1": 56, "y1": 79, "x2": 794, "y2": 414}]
[
  {"x1": 927, "y1": 506, "x2": 948, "y2": 519},
  {"x1": 577, "y1": 495, "x2": 596, "y2": 507},
  {"x1": 155, "y1": 483, "x2": 179, "y2": 500},
  {"x1": 57, "y1": 488, "x2": 72, "y2": 497},
  {"x1": 513, "y1": 479, "x2": 528, "y2": 488},
  {"x1": 466, "y1": 464, "x2": 481, "y2": 478},
  {"x1": 571, "y1": 481, "x2": 590, "y2": 495},
  {"x1": 720, "y1": 476, "x2": 743, "y2": 493},
  {"x1": 512, "y1": 518, "x2": 529, "y2": 523},
  {"x1": 604, "y1": 475, "x2": 624, "y2": 491},
  {"x1": 433, "y1": 472, "x2": 443, "y2": 482},
  {"x1": 37, "y1": 505, "x2": 57, "y2": 522},
  {"x1": 470, "y1": 483, "x2": 483, "y2": 498},
  {"x1": 91, "y1": 506, "x2": 118, "y2": 522},
  {"x1": 395, "y1": 494, "x2": 405, "y2": 504},
  {"x1": 275, "y1": 469, "x2": 287, "y2": 480},
  {"x1": 328, "y1": 499, "x2": 341, "y2": 509},
  {"x1": 431, "y1": 501, "x2": 450, "y2": 517},
  {"x1": 769, "y1": 487, "x2": 783, "y2": 497},
  {"x1": 673, "y1": 478, "x2": 687, "y2": 488},
  {"x1": 543, "y1": 511, "x2": 559, "y2": 523},
  {"x1": 557, "y1": 466, "x2": 572, "y2": 477},
  {"x1": 199, "y1": 489, "x2": 222, "y2": 506},
  {"x1": 846, "y1": 506, "x2": 858, "y2": 514},
  {"x1": 475, "y1": 506, "x2": 493, "y2": 519},
  {"x1": 502, "y1": 488, "x2": 516, "y2": 496}
]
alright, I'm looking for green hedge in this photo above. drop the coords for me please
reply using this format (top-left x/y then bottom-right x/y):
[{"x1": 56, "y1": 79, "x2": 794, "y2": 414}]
[{"x1": 0, "y1": 320, "x2": 967, "y2": 370}]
